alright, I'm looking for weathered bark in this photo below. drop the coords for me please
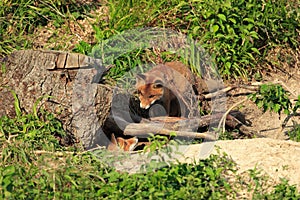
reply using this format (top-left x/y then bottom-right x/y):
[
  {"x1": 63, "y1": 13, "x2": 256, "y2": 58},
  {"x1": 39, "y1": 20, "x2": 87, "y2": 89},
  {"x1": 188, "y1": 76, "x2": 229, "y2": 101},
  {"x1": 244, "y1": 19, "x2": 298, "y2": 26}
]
[{"x1": 0, "y1": 50, "x2": 111, "y2": 149}]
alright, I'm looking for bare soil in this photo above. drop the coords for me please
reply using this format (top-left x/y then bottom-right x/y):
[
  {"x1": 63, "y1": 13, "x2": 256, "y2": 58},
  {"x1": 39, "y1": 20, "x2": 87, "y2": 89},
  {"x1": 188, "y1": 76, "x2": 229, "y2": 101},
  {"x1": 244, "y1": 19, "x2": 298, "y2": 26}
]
[{"x1": 180, "y1": 51, "x2": 300, "y2": 191}]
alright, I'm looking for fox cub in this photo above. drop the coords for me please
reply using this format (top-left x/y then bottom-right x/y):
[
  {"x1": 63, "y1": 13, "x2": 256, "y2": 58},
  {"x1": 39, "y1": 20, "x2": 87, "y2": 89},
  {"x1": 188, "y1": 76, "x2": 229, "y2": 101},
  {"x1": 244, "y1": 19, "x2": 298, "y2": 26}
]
[
  {"x1": 107, "y1": 134, "x2": 138, "y2": 151},
  {"x1": 135, "y1": 61, "x2": 196, "y2": 117}
]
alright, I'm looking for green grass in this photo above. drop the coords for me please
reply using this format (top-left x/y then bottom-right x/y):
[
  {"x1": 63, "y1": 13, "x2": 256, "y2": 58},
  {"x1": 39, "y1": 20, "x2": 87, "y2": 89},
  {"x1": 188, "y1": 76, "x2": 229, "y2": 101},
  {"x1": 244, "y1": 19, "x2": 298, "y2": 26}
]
[
  {"x1": 1, "y1": 0, "x2": 299, "y2": 79},
  {"x1": 1, "y1": 138, "x2": 299, "y2": 199},
  {"x1": 0, "y1": 99, "x2": 299, "y2": 198},
  {"x1": 287, "y1": 121, "x2": 300, "y2": 142},
  {"x1": 0, "y1": 102, "x2": 236, "y2": 199},
  {"x1": 77, "y1": 0, "x2": 299, "y2": 79},
  {"x1": 1, "y1": 0, "x2": 300, "y2": 198},
  {"x1": 0, "y1": 0, "x2": 98, "y2": 56}
]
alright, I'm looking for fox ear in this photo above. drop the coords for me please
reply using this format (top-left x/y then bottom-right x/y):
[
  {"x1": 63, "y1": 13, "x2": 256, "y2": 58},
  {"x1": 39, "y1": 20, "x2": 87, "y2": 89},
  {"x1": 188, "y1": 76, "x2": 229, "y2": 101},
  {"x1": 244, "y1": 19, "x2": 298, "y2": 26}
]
[
  {"x1": 110, "y1": 133, "x2": 117, "y2": 145},
  {"x1": 136, "y1": 73, "x2": 146, "y2": 81},
  {"x1": 107, "y1": 133, "x2": 119, "y2": 151},
  {"x1": 125, "y1": 137, "x2": 138, "y2": 151},
  {"x1": 153, "y1": 79, "x2": 163, "y2": 89},
  {"x1": 117, "y1": 137, "x2": 125, "y2": 149}
]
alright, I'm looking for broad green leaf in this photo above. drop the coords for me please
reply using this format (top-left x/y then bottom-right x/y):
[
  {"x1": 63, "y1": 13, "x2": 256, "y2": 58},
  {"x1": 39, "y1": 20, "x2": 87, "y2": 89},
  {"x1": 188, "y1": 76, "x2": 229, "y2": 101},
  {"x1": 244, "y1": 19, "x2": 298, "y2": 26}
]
[
  {"x1": 217, "y1": 14, "x2": 227, "y2": 21},
  {"x1": 229, "y1": 18, "x2": 236, "y2": 24},
  {"x1": 243, "y1": 18, "x2": 255, "y2": 24},
  {"x1": 273, "y1": 104, "x2": 281, "y2": 113},
  {"x1": 211, "y1": 25, "x2": 219, "y2": 33},
  {"x1": 251, "y1": 48, "x2": 260, "y2": 54},
  {"x1": 3, "y1": 165, "x2": 15, "y2": 176}
]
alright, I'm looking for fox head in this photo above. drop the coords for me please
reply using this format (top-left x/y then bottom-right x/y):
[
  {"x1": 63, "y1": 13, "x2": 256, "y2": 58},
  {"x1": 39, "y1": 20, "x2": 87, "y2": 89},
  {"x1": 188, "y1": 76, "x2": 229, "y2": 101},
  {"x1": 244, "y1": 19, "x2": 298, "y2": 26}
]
[
  {"x1": 136, "y1": 73, "x2": 164, "y2": 109},
  {"x1": 117, "y1": 137, "x2": 138, "y2": 151},
  {"x1": 108, "y1": 134, "x2": 138, "y2": 151}
]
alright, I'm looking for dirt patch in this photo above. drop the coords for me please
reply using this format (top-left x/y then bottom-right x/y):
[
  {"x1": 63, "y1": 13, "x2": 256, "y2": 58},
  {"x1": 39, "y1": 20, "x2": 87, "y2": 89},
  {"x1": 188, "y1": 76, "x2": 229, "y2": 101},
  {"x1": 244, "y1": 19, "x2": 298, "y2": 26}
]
[
  {"x1": 180, "y1": 138, "x2": 300, "y2": 191},
  {"x1": 176, "y1": 47, "x2": 300, "y2": 192},
  {"x1": 226, "y1": 69, "x2": 300, "y2": 140},
  {"x1": 32, "y1": 6, "x2": 109, "y2": 51},
  {"x1": 217, "y1": 138, "x2": 300, "y2": 190},
  {"x1": 183, "y1": 47, "x2": 300, "y2": 191}
]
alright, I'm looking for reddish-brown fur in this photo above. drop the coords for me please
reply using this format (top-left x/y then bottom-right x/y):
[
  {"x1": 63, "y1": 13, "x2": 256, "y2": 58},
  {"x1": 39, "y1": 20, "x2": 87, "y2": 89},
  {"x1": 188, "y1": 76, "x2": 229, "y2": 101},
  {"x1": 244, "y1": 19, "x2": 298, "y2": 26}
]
[
  {"x1": 136, "y1": 61, "x2": 196, "y2": 117},
  {"x1": 107, "y1": 134, "x2": 138, "y2": 151}
]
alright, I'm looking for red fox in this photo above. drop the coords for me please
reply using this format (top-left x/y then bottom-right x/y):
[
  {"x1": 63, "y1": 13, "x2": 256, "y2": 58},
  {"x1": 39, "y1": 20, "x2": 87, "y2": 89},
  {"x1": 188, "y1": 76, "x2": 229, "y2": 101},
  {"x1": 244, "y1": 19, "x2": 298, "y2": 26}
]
[
  {"x1": 135, "y1": 61, "x2": 197, "y2": 117},
  {"x1": 107, "y1": 134, "x2": 138, "y2": 151}
]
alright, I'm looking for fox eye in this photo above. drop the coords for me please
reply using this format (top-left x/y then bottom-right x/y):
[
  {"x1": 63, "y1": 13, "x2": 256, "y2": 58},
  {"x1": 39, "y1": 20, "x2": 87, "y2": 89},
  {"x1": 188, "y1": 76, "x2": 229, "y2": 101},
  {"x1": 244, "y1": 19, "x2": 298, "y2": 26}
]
[
  {"x1": 149, "y1": 95, "x2": 155, "y2": 98},
  {"x1": 153, "y1": 83, "x2": 163, "y2": 89},
  {"x1": 153, "y1": 79, "x2": 163, "y2": 89}
]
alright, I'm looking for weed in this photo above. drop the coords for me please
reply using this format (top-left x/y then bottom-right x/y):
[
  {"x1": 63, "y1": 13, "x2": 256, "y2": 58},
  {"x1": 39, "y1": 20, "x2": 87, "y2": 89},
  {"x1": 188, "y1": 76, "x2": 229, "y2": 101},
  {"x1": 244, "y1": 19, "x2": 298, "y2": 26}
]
[
  {"x1": 249, "y1": 84, "x2": 292, "y2": 117},
  {"x1": 0, "y1": 93, "x2": 67, "y2": 150},
  {"x1": 292, "y1": 95, "x2": 300, "y2": 114},
  {"x1": 1, "y1": 1, "x2": 300, "y2": 198},
  {"x1": 96, "y1": 153, "x2": 238, "y2": 199},
  {"x1": 1, "y1": 0, "x2": 299, "y2": 79},
  {"x1": 152, "y1": 0, "x2": 299, "y2": 78},
  {"x1": 254, "y1": 178, "x2": 300, "y2": 199},
  {"x1": 286, "y1": 96, "x2": 300, "y2": 141},
  {"x1": 0, "y1": 94, "x2": 299, "y2": 198},
  {"x1": 269, "y1": 179, "x2": 300, "y2": 199},
  {"x1": 287, "y1": 121, "x2": 300, "y2": 142},
  {"x1": 219, "y1": 130, "x2": 236, "y2": 140},
  {"x1": 92, "y1": 0, "x2": 299, "y2": 79},
  {"x1": 73, "y1": 41, "x2": 93, "y2": 55},
  {"x1": 0, "y1": 0, "x2": 96, "y2": 57}
]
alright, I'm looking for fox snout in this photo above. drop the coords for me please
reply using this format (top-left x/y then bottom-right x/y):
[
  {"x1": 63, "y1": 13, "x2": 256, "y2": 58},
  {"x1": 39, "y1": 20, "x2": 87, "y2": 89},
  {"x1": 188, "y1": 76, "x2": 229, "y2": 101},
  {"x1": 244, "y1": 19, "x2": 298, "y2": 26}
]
[
  {"x1": 137, "y1": 84, "x2": 163, "y2": 110},
  {"x1": 139, "y1": 99, "x2": 157, "y2": 109},
  {"x1": 140, "y1": 102, "x2": 150, "y2": 109}
]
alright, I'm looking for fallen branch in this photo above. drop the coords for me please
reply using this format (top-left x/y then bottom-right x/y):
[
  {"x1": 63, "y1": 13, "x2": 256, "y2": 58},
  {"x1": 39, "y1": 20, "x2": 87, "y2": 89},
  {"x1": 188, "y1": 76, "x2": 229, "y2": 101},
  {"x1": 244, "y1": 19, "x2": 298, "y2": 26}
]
[
  {"x1": 123, "y1": 123, "x2": 216, "y2": 140},
  {"x1": 148, "y1": 114, "x2": 223, "y2": 129},
  {"x1": 204, "y1": 84, "x2": 259, "y2": 99},
  {"x1": 281, "y1": 112, "x2": 300, "y2": 132},
  {"x1": 225, "y1": 114, "x2": 255, "y2": 138},
  {"x1": 34, "y1": 150, "x2": 76, "y2": 156},
  {"x1": 149, "y1": 114, "x2": 255, "y2": 137},
  {"x1": 123, "y1": 113, "x2": 255, "y2": 140},
  {"x1": 218, "y1": 97, "x2": 248, "y2": 134}
]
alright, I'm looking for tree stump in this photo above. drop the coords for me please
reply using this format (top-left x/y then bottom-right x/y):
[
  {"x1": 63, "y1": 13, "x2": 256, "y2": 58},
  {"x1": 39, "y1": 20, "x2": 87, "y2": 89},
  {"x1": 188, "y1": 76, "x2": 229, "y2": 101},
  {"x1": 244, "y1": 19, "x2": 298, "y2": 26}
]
[{"x1": 0, "y1": 50, "x2": 112, "y2": 149}]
